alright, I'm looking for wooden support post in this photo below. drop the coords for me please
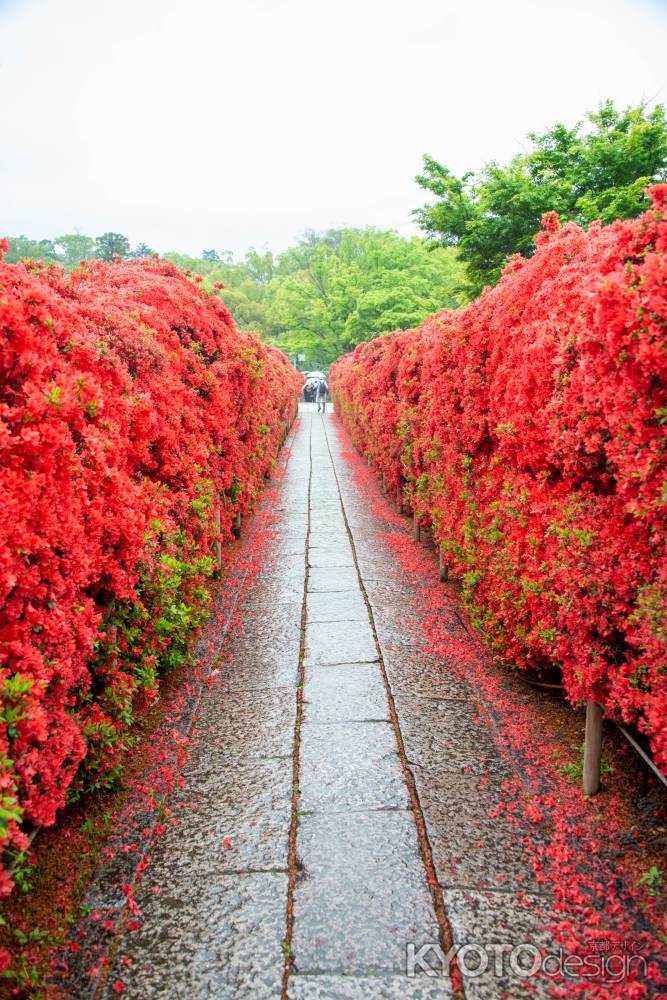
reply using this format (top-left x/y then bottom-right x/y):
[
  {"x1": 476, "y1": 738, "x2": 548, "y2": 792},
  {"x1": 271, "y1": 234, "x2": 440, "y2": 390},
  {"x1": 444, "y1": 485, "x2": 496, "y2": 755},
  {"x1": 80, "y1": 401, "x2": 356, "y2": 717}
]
[
  {"x1": 413, "y1": 512, "x2": 421, "y2": 542},
  {"x1": 583, "y1": 700, "x2": 603, "y2": 797},
  {"x1": 235, "y1": 509, "x2": 242, "y2": 535},
  {"x1": 438, "y1": 548, "x2": 449, "y2": 582},
  {"x1": 214, "y1": 500, "x2": 222, "y2": 572},
  {"x1": 396, "y1": 488, "x2": 403, "y2": 514}
]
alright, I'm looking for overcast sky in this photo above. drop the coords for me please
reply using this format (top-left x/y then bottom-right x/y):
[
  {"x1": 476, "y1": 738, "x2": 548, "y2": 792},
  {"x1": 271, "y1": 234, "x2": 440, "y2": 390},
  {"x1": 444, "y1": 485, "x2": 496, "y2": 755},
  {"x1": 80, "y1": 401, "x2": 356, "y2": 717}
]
[{"x1": 1, "y1": 0, "x2": 665, "y2": 258}]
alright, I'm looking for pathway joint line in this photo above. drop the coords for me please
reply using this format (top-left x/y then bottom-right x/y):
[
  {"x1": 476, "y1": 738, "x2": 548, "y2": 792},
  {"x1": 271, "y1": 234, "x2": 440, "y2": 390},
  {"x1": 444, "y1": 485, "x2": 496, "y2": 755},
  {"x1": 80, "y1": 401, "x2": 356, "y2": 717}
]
[
  {"x1": 319, "y1": 413, "x2": 464, "y2": 1000},
  {"x1": 282, "y1": 413, "x2": 312, "y2": 999}
]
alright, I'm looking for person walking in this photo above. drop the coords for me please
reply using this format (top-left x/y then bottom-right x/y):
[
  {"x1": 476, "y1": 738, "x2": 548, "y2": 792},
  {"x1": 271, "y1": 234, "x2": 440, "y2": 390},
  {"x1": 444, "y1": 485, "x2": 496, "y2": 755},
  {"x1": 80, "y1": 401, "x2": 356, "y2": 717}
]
[{"x1": 315, "y1": 379, "x2": 328, "y2": 413}]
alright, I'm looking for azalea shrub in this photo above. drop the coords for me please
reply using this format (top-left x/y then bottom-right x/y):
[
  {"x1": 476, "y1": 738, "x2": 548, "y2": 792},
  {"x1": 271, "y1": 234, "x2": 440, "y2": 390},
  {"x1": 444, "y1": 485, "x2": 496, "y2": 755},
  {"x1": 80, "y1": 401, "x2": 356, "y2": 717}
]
[
  {"x1": 0, "y1": 252, "x2": 300, "y2": 890},
  {"x1": 332, "y1": 187, "x2": 667, "y2": 771}
]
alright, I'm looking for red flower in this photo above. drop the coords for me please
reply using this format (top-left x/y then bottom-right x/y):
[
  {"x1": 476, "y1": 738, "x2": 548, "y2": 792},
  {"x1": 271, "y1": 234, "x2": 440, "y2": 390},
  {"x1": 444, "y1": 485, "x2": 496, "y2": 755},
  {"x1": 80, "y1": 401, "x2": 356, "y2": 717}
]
[
  {"x1": 331, "y1": 186, "x2": 667, "y2": 769},
  {"x1": 0, "y1": 254, "x2": 300, "y2": 884}
]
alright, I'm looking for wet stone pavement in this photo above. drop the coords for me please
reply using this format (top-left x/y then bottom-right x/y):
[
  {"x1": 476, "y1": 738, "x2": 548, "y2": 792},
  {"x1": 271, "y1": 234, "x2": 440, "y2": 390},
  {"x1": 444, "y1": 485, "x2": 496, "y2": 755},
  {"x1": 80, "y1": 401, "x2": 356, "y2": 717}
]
[{"x1": 72, "y1": 404, "x2": 562, "y2": 1000}]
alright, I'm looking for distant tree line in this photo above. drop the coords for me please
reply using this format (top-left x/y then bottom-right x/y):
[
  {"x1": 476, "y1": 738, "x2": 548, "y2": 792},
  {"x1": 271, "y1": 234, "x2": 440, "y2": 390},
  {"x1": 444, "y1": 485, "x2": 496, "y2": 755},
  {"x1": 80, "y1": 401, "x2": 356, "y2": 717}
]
[
  {"x1": 167, "y1": 231, "x2": 466, "y2": 366},
  {"x1": 5, "y1": 225, "x2": 463, "y2": 367},
  {"x1": 3, "y1": 232, "x2": 155, "y2": 267},
  {"x1": 5, "y1": 100, "x2": 665, "y2": 363}
]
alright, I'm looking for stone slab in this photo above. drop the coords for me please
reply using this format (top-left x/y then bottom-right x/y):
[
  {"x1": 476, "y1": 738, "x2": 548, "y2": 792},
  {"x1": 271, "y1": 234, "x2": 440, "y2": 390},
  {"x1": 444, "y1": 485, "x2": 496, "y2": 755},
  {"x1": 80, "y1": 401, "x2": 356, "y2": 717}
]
[
  {"x1": 306, "y1": 589, "x2": 368, "y2": 623},
  {"x1": 287, "y1": 973, "x2": 453, "y2": 998},
  {"x1": 442, "y1": 889, "x2": 558, "y2": 1000},
  {"x1": 100, "y1": 872, "x2": 288, "y2": 999},
  {"x1": 304, "y1": 620, "x2": 378, "y2": 666},
  {"x1": 303, "y1": 664, "x2": 389, "y2": 724},
  {"x1": 308, "y1": 566, "x2": 361, "y2": 593},
  {"x1": 299, "y1": 722, "x2": 406, "y2": 812},
  {"x1": 292, "y1": 811, "x2": 440, "y2": 976}
]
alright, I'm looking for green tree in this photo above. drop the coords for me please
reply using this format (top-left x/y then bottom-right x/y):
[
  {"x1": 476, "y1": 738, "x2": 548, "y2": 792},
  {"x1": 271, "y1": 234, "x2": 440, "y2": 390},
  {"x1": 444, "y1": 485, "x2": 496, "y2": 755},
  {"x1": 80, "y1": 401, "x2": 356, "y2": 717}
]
[
  {"x1": 167, "y1": 231, "x2": 465, "y2": 363},
  {"x1": 54, "y1": 233, "x2": 96, "y2": 267},
  {"x1": 164, "y1": 251, "x2": 273, "y2": 339},
  {"x1": 414, "y1": 101, "x2": 667, "y2": 291},
  {"x1": 128, "y1": 242, "x2": 155, "y2": 258},
  {"x1": 244, "y1": 248, "x2": 274, "y2": 285},
  {"x1": 267, "y1": 228, "x2": 467, "y2": 365},
  {"x1": 94, "y1": 232, "x2": 131, "y2": 261},
  {"x1": 202, "y1": 249, "x2": 220, "y2": 261},
  {"x1": 4, "y1": 235, "x2": 62, "y2": 265}
]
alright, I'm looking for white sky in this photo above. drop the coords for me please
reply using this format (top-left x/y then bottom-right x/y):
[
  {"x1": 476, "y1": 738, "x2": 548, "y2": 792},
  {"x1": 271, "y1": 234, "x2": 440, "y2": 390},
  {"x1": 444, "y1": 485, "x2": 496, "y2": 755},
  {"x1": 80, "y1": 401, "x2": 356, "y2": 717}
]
[{"x1": 1, "y1": 0, "x2": 666, "y2": 258}]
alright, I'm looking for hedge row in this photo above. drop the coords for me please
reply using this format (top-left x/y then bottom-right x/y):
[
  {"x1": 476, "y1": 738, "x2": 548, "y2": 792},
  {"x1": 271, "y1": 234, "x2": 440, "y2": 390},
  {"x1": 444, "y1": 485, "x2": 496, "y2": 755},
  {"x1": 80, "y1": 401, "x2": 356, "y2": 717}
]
[
  {"x1": 0, "y1": 252, "x2": 300, "y2": 890},
  {"x1": 331, "y1": 187, "x2": 667, "y2": 770}
]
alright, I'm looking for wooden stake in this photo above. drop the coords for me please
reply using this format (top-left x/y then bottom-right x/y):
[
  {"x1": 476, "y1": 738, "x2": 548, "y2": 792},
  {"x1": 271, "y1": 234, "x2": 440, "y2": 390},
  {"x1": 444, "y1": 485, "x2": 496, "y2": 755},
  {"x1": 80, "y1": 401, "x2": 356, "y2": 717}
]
[
  {"x1": 214, "y1": 500, "x2": 222, "y2": 572},
  {"x1": 413, "y1": 512, "x2": 421, "y2": 542},
  {"x1": 439, "y1": 548, "x2": 449, "y2": 582},
  {"x1": 583, "y1": 700, "x2": 603, "y2": 797}
]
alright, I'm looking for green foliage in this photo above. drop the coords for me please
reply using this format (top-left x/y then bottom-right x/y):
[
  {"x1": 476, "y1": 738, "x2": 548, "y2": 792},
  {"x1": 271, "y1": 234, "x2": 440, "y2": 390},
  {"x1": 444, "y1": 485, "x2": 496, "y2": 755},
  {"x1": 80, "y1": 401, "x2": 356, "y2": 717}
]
[
  {"x1": 0, "y1": 790, "x2": 22, "y2": 835},
  {"x1": 4, "y1": 226, "x2": 466, "y2": 366},
  {"x1": 558, "y1": 743, "x2": 614, "y2": 784},
  {"x1": 4, "y1": 236, "x2": 61, "y2": 265},
  {"x1": 0, "y1": 673, "x2": 34, "y2": 741},
  {"x1": 94, "y1": 231, "x2": 131, "y2": 260},
  {"x1": 245, "y1": 248, "x2": 275, "y2": 284},
  {"x1": 414, "y1": 101, "x2": 667, "y2": 292},
  {"x1": 68, "y1": 528, "x2": 213, "y2": 802},
  {"x1": 128, "y1": 242, "x2": 155, "y2": 258},
  {"x1": 639, "y1": 866, "x2": 663, "y2": 896},
  {"x1": 54, "y1": 233, "x2": 95, "y2": 267},
  {"x1": 267, "y1": 228, "x2": 467, "y2": 366},
  {"x1": 4, "y1": 233, "x2": 150, "y2": 270},
  {"x1": 164, "y1": 249, "x2": 275, "y2": 339},
  {"x1": 11, "y1": 858, "x2": 35, "y2": 895}
]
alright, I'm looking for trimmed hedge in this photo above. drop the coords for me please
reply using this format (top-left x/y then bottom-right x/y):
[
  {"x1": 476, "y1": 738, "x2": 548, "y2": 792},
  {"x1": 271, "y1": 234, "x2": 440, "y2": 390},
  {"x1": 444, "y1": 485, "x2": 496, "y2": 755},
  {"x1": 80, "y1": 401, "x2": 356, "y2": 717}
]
[
  {"x1": 332, "y1": 187, "x2": 667, "y2": 771},
  {"x1": 0, "y1": 252, "x2": 300, "y2": 890}
]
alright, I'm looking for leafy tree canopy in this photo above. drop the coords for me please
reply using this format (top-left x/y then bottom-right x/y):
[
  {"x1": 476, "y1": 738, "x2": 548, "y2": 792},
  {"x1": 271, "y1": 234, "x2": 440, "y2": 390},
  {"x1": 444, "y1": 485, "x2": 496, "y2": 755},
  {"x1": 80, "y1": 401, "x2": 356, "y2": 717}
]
[
  {"x1": 414, "y1": 101, "x2": 667, "y2": 291},
  {"x1": 5, "y1": 232, "x2": 149, "y2": 269},
  {"x1": 128, "y1": 242, "x2": 155, "y2": 258},
  {"x1": 3, "y1": 236, "x2": 61, "y2": 265},
  {"x1": 265, "y1": 228, "x2": 467, "y2": 366},
  {"x1": 55, "y1": 233, "x2": 96, "y2": 266},
  {"x1": 165, "y1": 250, "x2": 275, "y2": 340},
  {"x1": 94, "y1": 232, "x2": 131, "y2": 261}
]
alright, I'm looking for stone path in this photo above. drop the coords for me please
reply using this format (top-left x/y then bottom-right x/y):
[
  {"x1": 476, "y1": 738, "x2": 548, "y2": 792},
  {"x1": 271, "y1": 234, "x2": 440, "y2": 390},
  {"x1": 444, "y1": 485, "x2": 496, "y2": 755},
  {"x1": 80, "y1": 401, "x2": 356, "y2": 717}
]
[{"x1": 73, "y1": 404, "x2": 561, "y2": 1000}]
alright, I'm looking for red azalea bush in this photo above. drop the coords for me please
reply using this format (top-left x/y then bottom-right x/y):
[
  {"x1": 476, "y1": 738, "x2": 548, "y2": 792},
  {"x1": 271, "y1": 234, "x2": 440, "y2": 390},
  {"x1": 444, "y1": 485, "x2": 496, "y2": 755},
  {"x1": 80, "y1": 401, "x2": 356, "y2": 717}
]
[
  {"x1": 332, "y1": 187, "x2": 667, "y2": 771},
  {"x1": 0, "y1": 251, "x2": 299, "y2": 890}
]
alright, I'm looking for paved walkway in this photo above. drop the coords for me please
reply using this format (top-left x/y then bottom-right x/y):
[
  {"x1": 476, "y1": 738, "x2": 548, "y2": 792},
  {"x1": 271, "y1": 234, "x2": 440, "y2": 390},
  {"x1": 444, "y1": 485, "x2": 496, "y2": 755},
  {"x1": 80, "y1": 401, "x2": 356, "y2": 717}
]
[{"x1": 71, "y1": 405, "x2": 558, "y2": 1000}]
